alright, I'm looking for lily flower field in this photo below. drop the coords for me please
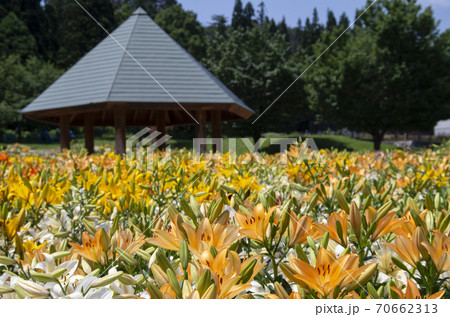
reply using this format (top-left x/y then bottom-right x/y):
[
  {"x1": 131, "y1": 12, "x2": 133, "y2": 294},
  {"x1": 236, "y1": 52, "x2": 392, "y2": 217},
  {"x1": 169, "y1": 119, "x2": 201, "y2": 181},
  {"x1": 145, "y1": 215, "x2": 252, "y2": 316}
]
[{"x1": 0, "y1": 143, "x2": 449, "y2": 299}]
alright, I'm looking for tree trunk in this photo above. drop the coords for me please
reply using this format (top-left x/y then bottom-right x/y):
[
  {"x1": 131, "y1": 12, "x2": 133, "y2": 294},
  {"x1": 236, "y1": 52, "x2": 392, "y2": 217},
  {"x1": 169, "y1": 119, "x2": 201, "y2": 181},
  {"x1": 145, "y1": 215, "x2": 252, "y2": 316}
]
[
  {"x1": 252, "y1": 129, "x2": 262, "y2": 152},
  {"x1": 372, "y1": 131, "x2": 384, "y2": 151}
]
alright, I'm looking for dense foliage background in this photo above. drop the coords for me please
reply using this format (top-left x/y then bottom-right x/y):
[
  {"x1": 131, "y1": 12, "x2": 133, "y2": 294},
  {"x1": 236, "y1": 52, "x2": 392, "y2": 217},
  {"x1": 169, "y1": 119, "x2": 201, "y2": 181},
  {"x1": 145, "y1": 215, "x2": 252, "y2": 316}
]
[{"x1": 0, "y1": 0, "x2": 449, "y2": 149}]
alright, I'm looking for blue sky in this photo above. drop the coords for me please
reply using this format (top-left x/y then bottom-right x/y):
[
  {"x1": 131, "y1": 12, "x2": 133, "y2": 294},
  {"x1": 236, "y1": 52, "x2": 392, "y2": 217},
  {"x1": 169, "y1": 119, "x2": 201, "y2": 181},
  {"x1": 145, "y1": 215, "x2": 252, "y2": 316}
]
[{"x1": 178, "y1": 0, "x2": 450, "y2": 31}]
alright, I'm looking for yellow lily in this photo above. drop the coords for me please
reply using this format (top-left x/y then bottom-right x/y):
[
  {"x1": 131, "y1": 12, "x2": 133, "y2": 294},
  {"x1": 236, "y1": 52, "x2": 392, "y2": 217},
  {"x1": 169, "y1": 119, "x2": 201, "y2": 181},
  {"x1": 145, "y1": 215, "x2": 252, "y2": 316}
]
[{"x1": 0, "y1": 210, "x2": 25, "y2": 241}]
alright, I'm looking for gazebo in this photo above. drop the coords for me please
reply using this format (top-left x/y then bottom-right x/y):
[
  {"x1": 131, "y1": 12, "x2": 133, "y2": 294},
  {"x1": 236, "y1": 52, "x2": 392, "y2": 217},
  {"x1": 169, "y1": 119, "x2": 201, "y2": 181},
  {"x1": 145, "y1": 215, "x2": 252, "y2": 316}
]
[{"x1": 21, "y1": 8, "x2": 254, "y2": 154}]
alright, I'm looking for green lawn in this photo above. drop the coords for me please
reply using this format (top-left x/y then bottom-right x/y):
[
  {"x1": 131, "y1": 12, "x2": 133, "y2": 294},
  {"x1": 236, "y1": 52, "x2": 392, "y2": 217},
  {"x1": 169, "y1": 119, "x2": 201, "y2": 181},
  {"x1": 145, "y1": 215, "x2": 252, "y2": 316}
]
[{"x1": 1, "y1": 134, "x2": 400, "y2": 154}]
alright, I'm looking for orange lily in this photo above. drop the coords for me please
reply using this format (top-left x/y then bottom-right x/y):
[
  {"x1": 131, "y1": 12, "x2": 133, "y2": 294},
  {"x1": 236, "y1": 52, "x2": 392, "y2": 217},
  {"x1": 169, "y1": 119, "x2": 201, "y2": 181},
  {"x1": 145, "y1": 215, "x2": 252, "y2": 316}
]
[
  {"x1": 69, "y1": 229, "x2": 107, "y2": 265},
  {"x1": 390, "y1": 279, "x2": 445, "y2": 299},
  {"x1": 365, "y1": 208, "x2": 404, "y2": 241},
  {"x1": 287, "y1": 248, "x2": 375, "y2": 298},
  {"x1": 287, "y1": 211, "x2": 314, "y2": 247},
  {"x1": 196, "y1": 249, "x2": 265, "y2": 299},
  {"x1": 148, "y1": 214, "x2": 239, "y2": 257},
  {"x1": 384, "y1": 227, "x2": 425, "y2": 268},
  {"x1": 235, "y1": 203, "x2": 278, "y2": 243},
  {"x1": 314, "y1": 211, "x2": 348, "y2": 246},
  {"x1": 421, "y1": 230, "x2": 450, "y2": 273}
]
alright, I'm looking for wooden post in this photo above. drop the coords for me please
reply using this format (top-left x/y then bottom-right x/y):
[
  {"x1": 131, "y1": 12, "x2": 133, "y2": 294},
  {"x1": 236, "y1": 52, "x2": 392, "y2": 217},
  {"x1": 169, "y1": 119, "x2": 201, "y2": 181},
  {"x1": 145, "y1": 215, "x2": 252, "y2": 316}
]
[
  {"x1": 84, "y1": 115, "x2": 94, "y2": 155},
  {"x1": 195, "y1": 110, "x2": 207, "y2": 153},
  {"x1": 211, "y1": 111, "x2": 221, "y2": 152},
  {"x1": 59, "y1": 115, "x2": 70, "y2": 151},
  {"x1": 156, "y1": 110, "x2": 167, "y2": 150},
  {"x1": 114, "y1": 109, "x2": 126, "y2": 155}
]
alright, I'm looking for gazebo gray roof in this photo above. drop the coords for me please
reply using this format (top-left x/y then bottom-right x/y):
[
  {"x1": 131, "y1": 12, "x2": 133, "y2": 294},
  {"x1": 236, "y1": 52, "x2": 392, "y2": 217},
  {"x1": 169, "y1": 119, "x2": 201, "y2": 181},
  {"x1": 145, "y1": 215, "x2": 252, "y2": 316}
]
[{"x1": 21, "y1": 7, "x2": 254, "y2": 126}]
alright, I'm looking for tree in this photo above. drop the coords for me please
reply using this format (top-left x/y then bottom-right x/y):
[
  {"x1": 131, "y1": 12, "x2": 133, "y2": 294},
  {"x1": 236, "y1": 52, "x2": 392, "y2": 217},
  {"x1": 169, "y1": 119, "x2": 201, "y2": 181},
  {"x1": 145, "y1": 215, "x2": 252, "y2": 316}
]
[
  {"x1": 231, "y1": 0, "x2": 245, "y2": 29},
  {"x1": 338, "y1": 12, "x2": 350, "y2": 29},
  {"x1": 301, "y1": 8, "x2": 324, "y2": 55},
  {"x1": 0, "y1": 12, "x2": 37, "y2": 60},
  {"x1": 51, "y1": 0, "x2": 117, "y2": 68},
  {"x1": 257, "y1": 1, "x2": 268, "y2": 26},
  {"x1": 0, "y1": 55, "x2": 62, "y2": 135},
  {"x1": 277, "y1": 17, "x2": 289, "y2": 41},
  {"x1": 154, "y1": 4, "x2": 206, "y2": 60},
  {"x1": 211, "y1": 15, "x2": 228, "y2": 37},
  {"x1": 133, "y1": 0, "x2": 177, "y2": 18},
  {"x1": 305, "y1": 0, "x2": 450, "y2": 150},
  {"x1": 243, "y1": 2, "x2": 255, "y2": 28},
  {"x1": 0, "y1": 0, "x2": 50, "y2": 58},
  {"x1": 231, "y1": 0, "x2": 254, "y2": 30},
  {"x1": 204, "y1": 24, "x2": 302, "y2": 141},
  {"x1": 326, "y1": 9, "x2": 337, "y2": 31}
]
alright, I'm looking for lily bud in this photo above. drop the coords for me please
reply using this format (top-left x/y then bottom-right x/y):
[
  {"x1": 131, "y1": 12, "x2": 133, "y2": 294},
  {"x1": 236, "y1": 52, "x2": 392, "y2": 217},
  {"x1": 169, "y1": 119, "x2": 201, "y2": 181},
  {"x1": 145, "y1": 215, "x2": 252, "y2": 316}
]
[
  {"x1": 319, "y1": 231, "x2": 330, "y2": 249},
  {"x1": 439, "y1": 213, "x2": 450, "y2": 232},
  {"x1": 30, "y1": 271, "x2": 58, "y2": 283},
  {"x1": 114, "y1": 294, "x2": 139, "y2": 299},
  {"x1": 367, "y1": 282, "x2": 379, "y2": 299},
  {"x1": 350, "y1": 201, "x2": 362, "y2": 238},
  {"x1": 91, "y1": 271, "x2": 123, "y2": 288},
  {"x1": 88, "y1": 268, "x2": 101, "y2": 277},
  {"x1": 373, "y1": 201, "x2": 393, "y2": 223},
  {"x1": 116, "y1": 247, "x2": 138, "y2": 266},
  {"x1": 118, "y1": 274, "x2": 138, "y2": 286},
  {"x1": 166, "y1": 269, "x2": 182, "y2": 298},
  {"x1": 155, "y1": 250, "x2": 172, "y2": 273},
  {"x1": 81, "y1": 259, "x2": 92, "y2": 274},
  {"x1": 1, "y1": 203, "x2": 8, "y2": 220},
  {"x1": 16, "y1": 279, "x2": 49, "y2": 299},
  {"x1": 15, "y1": 235, "x2": 24, "y2": 260},
  {"x1": 50, "y1": 268, "x2": 67, "y2": 279},
  {"x1": 335, "y1": 221, "x2": 345, "y2": 246},
  {"x1": 274, "y1": 282, "x2": 289, "y2": 299},
  {"x1": 239, "y1": 259, "x2": 256, "y2": 284},
  {"x1": 307, "y1": 193, "x2": 319, "y2": 212},
  {"x1": 16, "y1": 209, "x2": 26, "y2": 231},
  {"x1": 136, "y1": 249, "x2": 151, "y2": 262},
  {"x1": 99, "y1": 228, "x2": 111, "y2": 251},
  {"x1": 179, "y1": 240, "x2": 190, "y2": 271},
  {"x1": 347, "y1": 263, "x2": 378, "y2": 291},
  {"x1": 0, "y1": 255, "x2": 17, "y2": 266},
  {"x1": 336, "y1": 190, "x2": 349, "y2": 214},
  {"x1": 209, "y1": 198, "x2": 224, "y2": 223},
  {"x1": 279, "y1": 202, "x2": 291, "y2": 236},
  {"x1": 201, "y1": 283, "x2": 217, "y2": 299},
  {"x1": 196, "y1": 269, "x2": 212, "y2": 297},
  {"x1": 279, "y1": 262, "x2": 309, "y2": 289},
  {"x1": 0, "y1": 286, "x2": 14, "y2": 295},
  {"x1": 146, "y1": 282, "x2": 163, "y2": 299},
  {"x1": 294, "y1": 245, "x2": 309, "y2": 263},
  {"x1": 82, "y1": 219, "x2": 96, "y2": 236},
  {"x1": 52, "y1": 251, "x2": 71, "y2": 260},
  {"x1": 151, "y1": 263, "x2": 169, "y2": 288},
  {"x1": 110, "y1": 216, "x2": 119, "y2": 236},
  {"x1": 391, "y1": 257, "x2": 409, "y2": 272},
  {"x1": 182, "y1": 279, "x2": 194, "y2": 298},
  {"x1": 414, "y1": 227, "x2": 429, "y2": 261}
]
